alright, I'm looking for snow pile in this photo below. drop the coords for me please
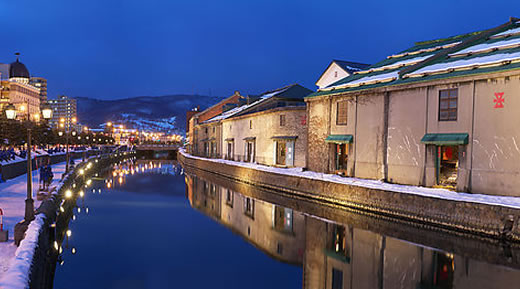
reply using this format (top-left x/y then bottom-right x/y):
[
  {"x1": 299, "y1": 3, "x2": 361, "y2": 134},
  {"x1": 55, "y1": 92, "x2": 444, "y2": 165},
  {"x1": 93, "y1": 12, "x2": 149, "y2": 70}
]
[
  {"x1": 0, "y1": 162, "x2": 66, "y2": 279},
  {"x1": 0, "y1": 214, "x2": 46, "y2": 289},
  {"x1": 181, "y1": 150, "x2": 520, "y2": 209}
]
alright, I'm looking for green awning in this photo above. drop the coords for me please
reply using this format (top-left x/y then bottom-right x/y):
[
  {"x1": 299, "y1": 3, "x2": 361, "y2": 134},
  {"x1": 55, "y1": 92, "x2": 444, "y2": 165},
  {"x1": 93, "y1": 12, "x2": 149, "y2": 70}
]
[
  {"x1": 421, "y1": 133, "x2": 469, "y2": 145},
  {"x1": 271, "y1": 136, "x2": 298, "y2": 140},
  {"x1": 325, "y1": 134, "x2": 353, "y2": 144}
]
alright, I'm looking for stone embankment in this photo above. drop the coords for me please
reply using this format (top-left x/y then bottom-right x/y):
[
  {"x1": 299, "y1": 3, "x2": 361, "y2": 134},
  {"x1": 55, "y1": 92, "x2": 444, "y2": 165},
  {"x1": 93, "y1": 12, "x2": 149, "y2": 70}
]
[
  {"x1": 179, "y1": 152, "x2": 520, "y2": 242},
  {"x1": 1, "y1": 150, "x2": 96, "y2": 181}
]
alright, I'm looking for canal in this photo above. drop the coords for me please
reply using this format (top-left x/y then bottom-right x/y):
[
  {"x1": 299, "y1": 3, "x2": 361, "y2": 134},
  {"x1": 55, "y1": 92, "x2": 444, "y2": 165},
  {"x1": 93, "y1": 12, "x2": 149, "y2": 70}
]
[{"x1": 52, "y1": 159, "x2": 520, "y2": 289}]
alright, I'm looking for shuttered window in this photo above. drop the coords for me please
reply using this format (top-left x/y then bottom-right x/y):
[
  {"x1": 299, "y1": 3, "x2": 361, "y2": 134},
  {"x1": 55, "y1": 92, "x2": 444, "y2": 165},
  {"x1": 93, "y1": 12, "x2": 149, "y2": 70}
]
[
  {"x1": 280, "y1": 114, "x2": 286, "y2": 126},
  {"x1": 336, "y1": 101, "x2": 348, "y2": 125},
  {"x1": 439, "y1": 88, "x2": 458, "y2": 121}
]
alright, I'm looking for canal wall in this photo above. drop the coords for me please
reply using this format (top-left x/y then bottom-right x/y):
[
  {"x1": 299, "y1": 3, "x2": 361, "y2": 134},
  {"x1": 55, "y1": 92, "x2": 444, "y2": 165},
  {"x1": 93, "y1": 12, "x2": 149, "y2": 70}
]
[
  {"x1": 1, "y1": 150, "x2": 100, "y2": 181},
  {"x1": 0, "y1": 151, "x2": 134, "y2": 289},
  {"x1": 179, "y1": 151, "x2": 520, "y2": 242}
]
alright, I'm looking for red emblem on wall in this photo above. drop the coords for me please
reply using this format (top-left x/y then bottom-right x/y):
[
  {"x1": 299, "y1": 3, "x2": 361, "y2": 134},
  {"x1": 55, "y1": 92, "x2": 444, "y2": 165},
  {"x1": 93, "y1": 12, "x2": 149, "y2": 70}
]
[
  {"x1": 494, "y1": 92, "x2": 505, "y2": 108},
  {"x1": 301, "y1": 115, "x2": 307, "y2": 125}
]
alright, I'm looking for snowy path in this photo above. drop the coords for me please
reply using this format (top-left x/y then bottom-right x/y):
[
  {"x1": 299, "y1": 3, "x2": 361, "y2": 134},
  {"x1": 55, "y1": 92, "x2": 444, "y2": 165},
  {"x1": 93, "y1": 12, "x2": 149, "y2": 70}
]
[
  {"x1": 0, "y1": 162, "x2": 66, "y2": 278},
  {"x1": 181, "y1": 150, "x2": 520, "y2": 210}
]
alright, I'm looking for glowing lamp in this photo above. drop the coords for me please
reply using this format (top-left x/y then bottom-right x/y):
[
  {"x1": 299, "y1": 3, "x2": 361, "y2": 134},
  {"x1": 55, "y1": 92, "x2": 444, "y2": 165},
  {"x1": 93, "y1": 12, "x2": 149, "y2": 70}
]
[{"x1": 5, "y1": 103, "x2": 16, "y2": 120}]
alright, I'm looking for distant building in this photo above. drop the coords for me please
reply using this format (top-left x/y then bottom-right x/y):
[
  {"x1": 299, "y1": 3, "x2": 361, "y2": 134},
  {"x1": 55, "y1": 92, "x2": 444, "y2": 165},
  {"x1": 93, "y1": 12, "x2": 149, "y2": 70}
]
[
  {"x1": 187, "y1": 91, "x2": 245, "y2": 154},
  {"x1": 29, "y1": 77, "x2": 48, "y2": 103},
  {"x1": 315, "y1": 60, "x2": 370, "y2": 89},
  {"x1": 0, "y1": 56, "x2": 41, "y2": 121},
  {"x1": 191, "y1": 84, "x2": 312, "y2": 168},
  {"x1": 48, "y1": 95, "x2": 78, "y2": 131}
]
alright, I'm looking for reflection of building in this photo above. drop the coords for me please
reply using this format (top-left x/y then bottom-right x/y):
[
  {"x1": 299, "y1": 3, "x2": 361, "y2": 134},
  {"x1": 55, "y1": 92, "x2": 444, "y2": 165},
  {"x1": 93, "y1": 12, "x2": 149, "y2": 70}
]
[
  {"x1": 0, "y1": 56, "x2": 42, "y2": 121},
  {"x1": 303, "y1": 216, "x2": 520, "y2": 289},
  {"x1": 48, "y1": 95, "x2": 77, "y2": 130},
  {"x1": 187, "y1": 174, "x2": 306, "y2": 264}
]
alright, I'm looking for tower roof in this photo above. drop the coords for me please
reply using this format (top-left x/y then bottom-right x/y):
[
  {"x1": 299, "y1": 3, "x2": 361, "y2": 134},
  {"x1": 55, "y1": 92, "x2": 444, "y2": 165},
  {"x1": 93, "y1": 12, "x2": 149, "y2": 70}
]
[{"x1": 9, "y1": 58, "x2": 30, "y2": 78}]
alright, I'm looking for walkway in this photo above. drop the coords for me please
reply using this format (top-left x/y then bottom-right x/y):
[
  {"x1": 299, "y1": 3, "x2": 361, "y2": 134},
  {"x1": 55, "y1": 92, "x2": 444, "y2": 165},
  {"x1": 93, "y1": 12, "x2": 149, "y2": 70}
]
[{"x1": 0, "y1": 162, "x2": 66, "y2": 278}]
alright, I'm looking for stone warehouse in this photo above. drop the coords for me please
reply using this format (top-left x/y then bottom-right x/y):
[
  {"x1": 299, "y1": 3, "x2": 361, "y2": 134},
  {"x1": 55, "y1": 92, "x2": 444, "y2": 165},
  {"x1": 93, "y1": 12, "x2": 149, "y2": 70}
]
[
  {"x1": 306, "y1": 17, "x2": 520, "y2": 196},
  {"x1": 190, "y1": 84, "x2": 312, "y2": 168}
]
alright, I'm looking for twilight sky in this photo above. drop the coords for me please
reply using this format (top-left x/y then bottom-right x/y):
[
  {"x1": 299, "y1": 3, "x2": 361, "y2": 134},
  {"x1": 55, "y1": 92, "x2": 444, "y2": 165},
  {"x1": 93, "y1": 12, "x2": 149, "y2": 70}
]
[{"x1": 0, "y1": 0, "x2": 516, "y2": 100}]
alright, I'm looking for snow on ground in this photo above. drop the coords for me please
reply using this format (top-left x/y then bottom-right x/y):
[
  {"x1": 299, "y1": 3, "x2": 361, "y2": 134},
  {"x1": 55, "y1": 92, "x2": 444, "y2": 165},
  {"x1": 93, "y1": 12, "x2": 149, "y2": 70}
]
[
  {"x1": 0, "y1": 162, "x2": 66, "y2": 279},
  {"x1": 180, "y1": 150, "x2": 520, "y2": 210},
  {"x1": 0, "y1": 214, "x2": 45, "y2": 289}
]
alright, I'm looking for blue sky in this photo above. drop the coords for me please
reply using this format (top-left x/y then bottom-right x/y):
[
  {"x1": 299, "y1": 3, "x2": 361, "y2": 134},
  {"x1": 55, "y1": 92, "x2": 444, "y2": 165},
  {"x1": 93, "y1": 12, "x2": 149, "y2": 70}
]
[{"x1": 0, "y1": 0, "x2": 517, "y2": 100}]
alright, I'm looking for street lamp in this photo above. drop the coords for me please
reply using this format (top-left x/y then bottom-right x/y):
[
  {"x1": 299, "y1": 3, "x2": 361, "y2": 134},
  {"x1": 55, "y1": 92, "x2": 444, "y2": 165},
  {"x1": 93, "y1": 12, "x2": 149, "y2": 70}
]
[{"x1": 5, "y1": 102, "x2": 52, "y2": 223}]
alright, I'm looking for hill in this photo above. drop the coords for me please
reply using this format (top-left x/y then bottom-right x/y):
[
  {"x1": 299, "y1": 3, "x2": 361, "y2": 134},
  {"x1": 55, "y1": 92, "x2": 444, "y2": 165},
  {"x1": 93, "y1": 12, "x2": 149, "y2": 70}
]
[{"x1": 75, "y1": 94, "x2": 223, "y2": 134}]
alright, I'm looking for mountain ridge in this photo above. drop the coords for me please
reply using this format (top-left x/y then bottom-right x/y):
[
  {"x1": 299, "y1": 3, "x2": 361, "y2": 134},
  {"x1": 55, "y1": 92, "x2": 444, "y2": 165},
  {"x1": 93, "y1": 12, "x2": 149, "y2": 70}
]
[{"x1": 75, "y1": 94, "x2": 223, "y2": 134}]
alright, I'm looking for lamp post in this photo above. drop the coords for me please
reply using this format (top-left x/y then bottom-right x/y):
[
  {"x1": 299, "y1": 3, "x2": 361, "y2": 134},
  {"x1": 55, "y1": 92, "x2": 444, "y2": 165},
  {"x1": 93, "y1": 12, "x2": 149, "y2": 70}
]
[{"x1": 5, "y1": 102, "x2": 53, "y2": 222}]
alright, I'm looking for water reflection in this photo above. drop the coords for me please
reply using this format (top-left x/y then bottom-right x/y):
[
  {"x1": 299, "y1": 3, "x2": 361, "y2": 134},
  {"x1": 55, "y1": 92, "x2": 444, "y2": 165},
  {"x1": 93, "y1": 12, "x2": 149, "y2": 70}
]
[{"x1": 185, "y1": 171, "x2": 520, "y2": 289}]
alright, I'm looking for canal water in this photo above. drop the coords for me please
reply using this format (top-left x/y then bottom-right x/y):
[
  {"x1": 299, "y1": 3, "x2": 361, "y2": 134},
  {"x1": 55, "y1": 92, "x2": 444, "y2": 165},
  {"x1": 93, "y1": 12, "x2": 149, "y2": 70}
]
[{"x1": 52, "y1": 160, "x2": 520, "y2": 289}]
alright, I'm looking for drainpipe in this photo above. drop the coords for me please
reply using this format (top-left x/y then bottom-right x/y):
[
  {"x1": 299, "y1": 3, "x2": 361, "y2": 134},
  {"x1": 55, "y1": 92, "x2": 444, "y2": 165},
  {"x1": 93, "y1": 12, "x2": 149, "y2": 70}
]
[
  {"x1": 326, "y1": 96, "x2": 333, "y2": 173},
  {"x1": 382, "y1": 91, "x2": 390, "y2": 181},
  {"x1": 353, "y1": 95, "x2": 358, "y2": 177},
  {"x1": 421, "y1": 86, "x2": 430, "y2": 186},
  {"x1": 469, "y1": 80, "x2": 476, "y2": 192}
]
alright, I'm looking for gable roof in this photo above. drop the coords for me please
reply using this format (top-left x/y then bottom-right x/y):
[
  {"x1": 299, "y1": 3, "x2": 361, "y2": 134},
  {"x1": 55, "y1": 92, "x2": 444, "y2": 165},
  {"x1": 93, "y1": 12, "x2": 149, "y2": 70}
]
[
  {"x1": 333, "y1": 60, "x2": 371, "y2": 73},
  {"x1": 308, "y1": 17, "x2": 520, "y2": 98},
  {"x1": 204, "y1": 84, "x2": 312, "y2": 123},
  {"x1": 316, "y1": 60, "x2": 370, "y2": 86}
]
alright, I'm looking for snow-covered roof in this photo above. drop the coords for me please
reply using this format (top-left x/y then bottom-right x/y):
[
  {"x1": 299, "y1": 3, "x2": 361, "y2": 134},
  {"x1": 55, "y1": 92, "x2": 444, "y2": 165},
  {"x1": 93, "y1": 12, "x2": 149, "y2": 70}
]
[
  {"x1": 310, "y1": 17, "x2": 520, "y2": 97},
  {"x1": 204, "y1": 84, "x2": 310, "y2": 123}
]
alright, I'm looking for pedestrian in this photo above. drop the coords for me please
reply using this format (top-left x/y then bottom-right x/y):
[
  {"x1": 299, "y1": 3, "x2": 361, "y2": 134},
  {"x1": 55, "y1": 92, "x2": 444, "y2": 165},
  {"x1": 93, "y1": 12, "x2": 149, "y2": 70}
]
[
  {"x1": 39, "y1": 162, "x2": 45, "y2": 190},
  {"x1": 0, "y1": 163, "x2": 4, "y2": 183}
]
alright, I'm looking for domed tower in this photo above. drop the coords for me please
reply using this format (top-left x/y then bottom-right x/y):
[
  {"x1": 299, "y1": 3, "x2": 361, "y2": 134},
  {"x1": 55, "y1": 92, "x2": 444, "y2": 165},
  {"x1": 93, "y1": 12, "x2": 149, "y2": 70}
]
[{"x1": 9, "y1": 53, "x2": 30, "y2": 84}]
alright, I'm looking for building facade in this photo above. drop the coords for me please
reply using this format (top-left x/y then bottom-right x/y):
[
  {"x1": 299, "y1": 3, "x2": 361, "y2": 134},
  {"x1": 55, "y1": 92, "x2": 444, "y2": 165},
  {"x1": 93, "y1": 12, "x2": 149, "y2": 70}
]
[
  {"x1": 192, "y1": 84, "x2": 312, "y2": 168},
  {"x1": 0, "y1": 57, "x2": 42, "y2": 121},
  {"x1": 29, "y1": 77, "x2": 48, "y2": 104},
  {"x1": 187, "y1": 91, "x2": 245, "y2": 155},
  {"x1": 48, "y1": 95, "x2": 78, "y2": 131},
  {"x1": 306, "y1": 18, "x2": 520, "y2": 196}
]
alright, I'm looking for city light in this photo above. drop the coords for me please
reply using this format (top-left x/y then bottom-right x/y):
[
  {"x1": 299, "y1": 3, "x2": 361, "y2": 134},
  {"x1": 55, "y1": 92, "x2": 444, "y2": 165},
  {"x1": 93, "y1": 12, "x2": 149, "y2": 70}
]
[{"x1": 65, "y1": 190, "x2": 72, "y2": 198}]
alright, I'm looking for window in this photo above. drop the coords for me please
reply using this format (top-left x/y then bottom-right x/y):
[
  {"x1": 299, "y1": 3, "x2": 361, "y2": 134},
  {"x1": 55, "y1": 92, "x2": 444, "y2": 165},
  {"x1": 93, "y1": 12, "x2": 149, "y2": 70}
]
[
  {"x1": 213, "y1": 127, "x2": 216, "y2": 133},
  {"x1": 334, "y1": 71, "x2": 338, "y2": 78},
  {"x1": 244, "y1": 197, "x2": 255, "y2": 218},
  {"x1": 332, "y1": 268, "x2": 343, "y2": 289},
  {"x1": 226, "y1": 189, "x2": 233, "y2": 207},
  {"x1": 205, "y1": 127, "x2": 208, "y2": 134},
  {"x1": 249, "y1": 120, "x2": 252, "y2": 129},
  {"x1": 279, "y1": 114, "x2": 286, "y2": 126},
  {"x1": 273, "y1": 206, "x2": 293, "y2": 232},
  {"x1": 439, "y1": 88, "x2": 458, "y2": 121},
  {"x1": 331, "y1": 224, "x2": 348, "y2": 257},
  {"x1": 336, "y1": 101, "x2": 348, "y2": 125}
]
